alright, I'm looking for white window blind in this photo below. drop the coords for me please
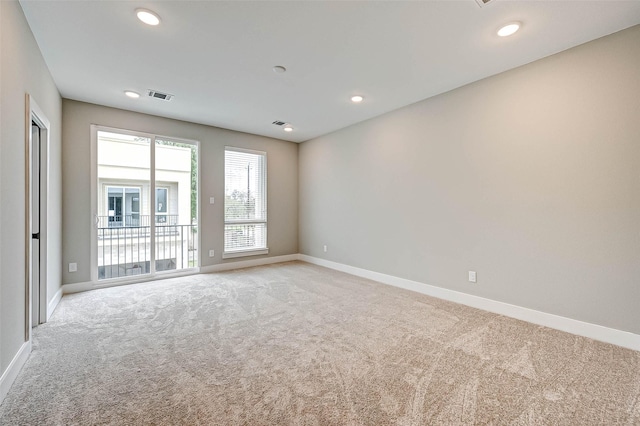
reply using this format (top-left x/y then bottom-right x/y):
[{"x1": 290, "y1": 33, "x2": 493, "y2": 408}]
[{"x1": 224, "y1": 148, "x2": 267, "y2": 254}]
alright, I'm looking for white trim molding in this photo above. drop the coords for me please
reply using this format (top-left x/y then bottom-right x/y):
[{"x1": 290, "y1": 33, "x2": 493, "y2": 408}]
[
  {"x1": 63, "y1": 268, "x2": 200, "y2": 295},
  {"x1": 47, "y1": 287, "x2": 63, "y2": 321},
  {"x1": 26, "y1": 94, "x2": 51, "y2": 332},
  {"x1": 0, "y1": 341, "x2": 31, "y2": 404},
  {"x1": 61, "y1": 280, "x2": 94, "y2": 295},
  {"x1": 201, "y1": 254, "x2": 298, "y2": 273},
  {"x1": 299, "y1": 255, "x2": 640, "y2": 352},
  {"x1": 222, "y1": 248, "x2": 269, "y2": 259},
  {"x1": 63, "y1": 255, "x2": 299, "y2": 294}
]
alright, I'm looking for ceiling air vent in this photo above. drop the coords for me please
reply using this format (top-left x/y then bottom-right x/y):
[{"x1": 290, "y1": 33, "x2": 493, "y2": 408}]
[
  {"x1": 147, "y1": 90, "x2": 174, "y2": 101},
  {"x1": 475, "y1": 0, "x2": 493, "y2": 7},
  {"x1": 272, "y1": 120, "x2": 286, "y2": 126}
]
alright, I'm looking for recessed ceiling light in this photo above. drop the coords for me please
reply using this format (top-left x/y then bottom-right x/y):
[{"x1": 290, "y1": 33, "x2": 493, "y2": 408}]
[
  {"x1": 497, "y1": 22, "x2": 521, "y2": 37},
  {"x1": 124, "y1": 90, "x2": 140, "y2": 99},
  {"x1": 351, "y1": 95, "x2": 364, "y2": 103},
  {"x1": 283, "y1": 125, "x2": 293, "y2": 132},
  {"x1": 273, "y1": 66, "x2": 287, "y2": 74},
  {"x1": 136, "y1": 9, "x2": 161, "y2": 26}
]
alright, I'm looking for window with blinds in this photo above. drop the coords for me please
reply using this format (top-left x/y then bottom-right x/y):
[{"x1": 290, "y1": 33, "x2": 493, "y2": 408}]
[{"x1": 224, "y1": 147, "x2": 267, "y2": 257}]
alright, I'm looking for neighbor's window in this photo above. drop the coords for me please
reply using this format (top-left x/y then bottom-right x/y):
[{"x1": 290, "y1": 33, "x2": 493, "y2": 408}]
[
  {"x1": 105, "y1": 186, "x2": 141, "y2": 227},
  {"x1": 224, "y1": 147, "x2": 267, "y2": 257},
  {"x1": 155, "y1": 187, "x2": 168, "y2": 223}
]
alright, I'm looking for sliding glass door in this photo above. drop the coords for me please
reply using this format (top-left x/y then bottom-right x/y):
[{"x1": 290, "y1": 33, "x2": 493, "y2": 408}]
[
  {"x1": 154, "y1": 137, "x2": 199, "y2": 272},
  {"x1": 94, "y1": 128, "x2": 198, "y2": 281}
]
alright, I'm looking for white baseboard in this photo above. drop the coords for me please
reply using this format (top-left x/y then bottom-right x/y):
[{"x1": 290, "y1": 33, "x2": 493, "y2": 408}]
[
  {"x1": 47, "y1": 287, "x2": 63, "y2": 321},
  {"x1": 299, "y1": 255, "x2": 640, "y2": 351},
  {"x1": 63, "y1": 255, "x2": 300, "y2": 295},
  {"x1": 0, "y1": 341, "x2": 31, "y2": 404},
  {"x1": 62, "y1": 280, "x2": 94, "y2": 294},
  {"x1": 63, "y1": 267, "x2": 202, "y2": 294},
  {"x1": 200, "y1": 254, "x2": 299, "y2": 274}
]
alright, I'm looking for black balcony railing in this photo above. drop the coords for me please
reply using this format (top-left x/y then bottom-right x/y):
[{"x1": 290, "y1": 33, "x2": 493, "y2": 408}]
[
  {"x1": 97, "y1": 214, "x2": 179, "y2": 228},
  {"x1": 97, "y1": 216, "x2": 198, "y2": 280}
]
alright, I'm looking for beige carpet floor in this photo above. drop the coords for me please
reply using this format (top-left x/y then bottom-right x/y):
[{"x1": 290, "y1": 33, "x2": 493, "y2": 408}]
[{"x1": 0, "y1": 261, "x2": 639, "y2": 425}]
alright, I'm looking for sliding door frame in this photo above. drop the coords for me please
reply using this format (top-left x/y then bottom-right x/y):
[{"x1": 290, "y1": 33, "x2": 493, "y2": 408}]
[{"x1": 90, "y1": 125, "x2": 201, "y2": 286}]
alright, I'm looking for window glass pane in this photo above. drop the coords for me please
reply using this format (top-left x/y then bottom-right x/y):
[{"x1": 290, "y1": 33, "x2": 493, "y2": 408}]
[
  {"x1": 156, "y1": 188, "x2": 167, "y2": 213},
  {"x1": 97, "y1": 131, "x2": 150, "y2": 279},
  {"x1": 224, "y1": 224, "x2": 267, "y2": 252},
  {"x1": 155, "y1": 139, "x2": 199, "y2": 271},
  {"x1": 224, "y1": 148, "x2": 267, "y2": 252},
  {"x1": 96, "y1": 130, "x2": 199, "y2": 280},
  {"x1": 224, "y1": 150, "x2": 266, "y2": 222}
]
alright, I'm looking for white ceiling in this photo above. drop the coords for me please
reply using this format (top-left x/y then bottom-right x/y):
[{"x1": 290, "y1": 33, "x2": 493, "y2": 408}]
[{"x1": 19, "y1": 1, "x2": 640, "y2": 143}]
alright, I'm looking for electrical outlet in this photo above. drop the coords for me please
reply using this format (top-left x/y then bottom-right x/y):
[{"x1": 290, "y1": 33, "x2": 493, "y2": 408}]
[
  {"x1": 69, "y1": 262, "x2": 78, "y2": 273},
  {"x1": 323, "y1": 245, "x2": 327, "y2": 253},
  {"x1": 468, "y1": 271, "x2": 477, "y2": 283},
  {"x1": 209, "y1": 250, "x2": 215, "y2": 257}
]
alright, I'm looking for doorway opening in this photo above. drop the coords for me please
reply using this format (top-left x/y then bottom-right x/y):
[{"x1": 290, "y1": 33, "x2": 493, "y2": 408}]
[{"x1": 26, "y1": 94, "x2": 50, "y2": 336}]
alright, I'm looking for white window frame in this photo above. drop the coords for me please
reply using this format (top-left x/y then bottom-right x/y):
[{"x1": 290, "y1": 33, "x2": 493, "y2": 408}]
[{"x1": 223, "y1": 146, "x2": 268, "y2": 258}]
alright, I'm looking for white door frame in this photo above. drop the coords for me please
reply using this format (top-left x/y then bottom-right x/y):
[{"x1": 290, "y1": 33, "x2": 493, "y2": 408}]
[
  {"x1": 91, "y1": 125, "x2": 201, "y2": 286},
  {"x1": 25, "y1": 94, "x2": 50, "y2": 339}
]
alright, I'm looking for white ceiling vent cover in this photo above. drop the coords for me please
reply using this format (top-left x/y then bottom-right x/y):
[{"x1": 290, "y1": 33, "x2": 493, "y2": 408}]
[
  {"x1": 475, "y1": 0, "x2": 493, "y2": 7},
  {"x1": 148, "y1": 90, "x2": 174, "y2": 101}
]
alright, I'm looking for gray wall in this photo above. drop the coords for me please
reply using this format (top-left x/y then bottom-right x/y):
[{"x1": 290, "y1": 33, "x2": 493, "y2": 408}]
[
  {"x1": 62, "y1": 100, "x2": 298, "y2": 285},
  {"x1": 299, "y1": 25, "x2": 640, "y2": 335},
  {"x1": 0, "y1": 0, "x2": 62, "y2": 372}
]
